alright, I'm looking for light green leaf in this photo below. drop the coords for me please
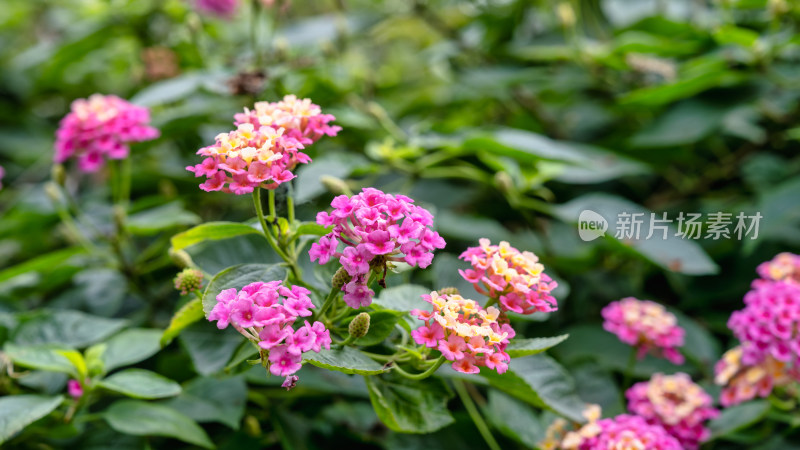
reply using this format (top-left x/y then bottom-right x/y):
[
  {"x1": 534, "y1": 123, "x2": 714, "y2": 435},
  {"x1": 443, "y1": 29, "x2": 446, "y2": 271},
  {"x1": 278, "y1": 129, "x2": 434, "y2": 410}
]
[
  {"x1": 365, "y1": 375, "x2": 454, "y2": 433},
  {"x1": 55, "y1": 349, "x2": 87, "y2": 379},
  {"x1": 506, "y1": 334, "x2": 569, "y2": 358},
  {"x1": 161, "y1": 298, "x2": 205, "y2": 347},
  {"x1": 202, "y1": 264, "x2": 288, "y2": 316},
  {"x1": 99, "y1": 369, "x2": 181, "y2": 399},
  {"x1": 480, "y1": 354, "x2": 585, "y2": 423},
  {"x1": 303, "y1": 347, "x2": 389, "y2": 375},
  {"x1": 373, "y1": 284, "x2": 431, "y2": 312},
  {"x1": 126, "y1": 202, "x2": 200, "y2": 236},
  {"x1": 170, "y1": 222, "x2": 263, "y2": 252},
  {"x1": 102, "y1": 329, "x2": 163, "y2": 372},
  {"x1": 103, "y1": 400, "x2": 214, "y2": 449},
  {"x1": 4, "y1": 343, "x2": 77, "y2": 376},
  {"x1": 0, "y1": 395, "x2": 64, "y2": 445},
  {"x1": 0, "y1": 247, "x2": 84, "y2": 284}
]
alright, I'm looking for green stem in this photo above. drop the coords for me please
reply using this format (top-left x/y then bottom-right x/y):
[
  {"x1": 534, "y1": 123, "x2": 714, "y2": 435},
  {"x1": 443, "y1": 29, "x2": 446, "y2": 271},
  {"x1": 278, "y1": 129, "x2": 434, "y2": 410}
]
[
  {"x1": 453, "y1": 380, "x2": 502, "y2": 450},
  {"x1": 286, "y1": 190, "x2": 295, "y2": 224},
  {"x1": 252, "y1": 189, "x2": 291, "y2": 262},
  {"x1": 622, "y1": 346, "x2": 638, "y2": 391},
  {"x1": 119, "y1": 157, "x2": 132, "y2": 209},
  {"x1": 316, "y1": 285, "x2": 340, "y2": 321},
  {"x1": 392, "y1": 355, "x2": 445, "y2": 380},
  {"x1": 54, "y1": 204, "x2": 101, "y2": 255}
]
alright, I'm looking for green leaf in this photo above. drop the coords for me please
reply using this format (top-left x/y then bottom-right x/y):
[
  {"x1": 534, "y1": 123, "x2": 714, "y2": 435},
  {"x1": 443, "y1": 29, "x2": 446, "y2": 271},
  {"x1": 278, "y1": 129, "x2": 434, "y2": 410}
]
[
  {"x1": 163, "y1": 376, "x2": 247, "y2": 430},
  {"x1": 0, "y1": 395, "x2": 64, "y2": 445},
  {"x1": 629, "y1": 100, "x2": 726, "y2": 148},
  {"x1": 55, "y1": 349, "x2": 87, "y2": 379},
  {"x1": 202, "y1": 264, "x2": 289, "y2": 316},
  {"x1": 102, "y1": 329, "x2": 163, "y2": 372},
  {"x1": 126, "y1": 202, "x2": 200, "y2": 236},
  {"x1": 709, "y1": 400, "x2": 769, "y2": 440},
  {"x1": 353, "y1": 311, "x2": 401, "y2": 346},
  {"x1": 4, "y1": 343, "x2": 77, "y2": 376},
  {"x1": 103, "y1": 400, "x2": 215, "y2": 449},
  {"x1": 552, "y1": 193, "x2": 719, "y2": 275},
  {"x1": 170, "y1": 222, "x2": 263, "y2": 252},
  {"x1": 302, "y1": 347, "x2": 389, "y2": 375},
  {"x1": 373, "y1": 284, "x2": 431, "y2": 312},
  {"x1": 99, "y1": 369, "x2": 182, "y2": 399},
  {"x1": 0, "y1": 247, "x2": 84, "y2": 284},
  {"x1": 293, "y1": 152, "x2": 368, "y2": 203},
  {"x1": 179, "y1": 322, "x2": 243, "y2": 376},
  {"x1": 293, "y1": 221, "x2": 332, "y2": 237},
  {"x1": 365, "y1": 375, "x2": 454, "y2": 433},
  {"x1": 161, "y1": 298, "x2": 204, "y2": 347},
  {"x1": 12, "y1": 310, "x2": 127, "y2": 348},
  {"x1": 480, "y1": 354, "x2": 585, "y2": 423},
  {"x1": 713, "y1": 25, "x2": 760, "y2": 48},
  {"x1": 506, "y1": 334, "x2": 569, "y2": 358},
  {"x1": 487, "y1": 390, "x2": 545, "y2": 448}
]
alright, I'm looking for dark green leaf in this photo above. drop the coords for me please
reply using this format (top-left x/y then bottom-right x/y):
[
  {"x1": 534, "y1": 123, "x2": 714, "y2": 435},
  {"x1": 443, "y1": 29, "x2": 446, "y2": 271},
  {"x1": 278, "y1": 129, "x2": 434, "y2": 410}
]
[
  {"x1": 709, "y1": 400, "x2": 769, "y2": 440},
  {"x1": 487, "y1": 390, "x2": 544, "y2": 448},
  {"x1": 163, "y1": 376, "x2": 247, "y2": 430},
  {"x1": 103, "y1": 400, "x2": 214, "y2": 449},
  {"x1": 99, "y1": 369, "x2": 181, "y2": 399},
  {"x1": 4, "y1": 343, "x2": 77, "y2": 376},
  {"x1": 12, "y1": 310, "x2": 127, "y2": 348},
  {"x1": 303, "y1": 347, "x2": 389, "y2": 375},
  {"x1": 179, "y1": 322, "x2": 243, "y2": 376},
  {"x1": 506, "y1": 334, "x2": 569, "y2": 358},
  {"x1": 353, "y1": 311, "x2": 401, "y2": 346},
  {"x1": 373, "y1": 284, "x2": 431, "y2": 312},
  {"x1": 0, "y1": 395, "x2": 64, "y2": 445},
  {"x1": 126, "y1": 202, "x2": 200, "y2": 235},
  {"x1": 365, "y1": 375, "x2": 454, "y2": 433},
  {"x1": 101, "y1": 329, "x2": 163, "y2": 372}
]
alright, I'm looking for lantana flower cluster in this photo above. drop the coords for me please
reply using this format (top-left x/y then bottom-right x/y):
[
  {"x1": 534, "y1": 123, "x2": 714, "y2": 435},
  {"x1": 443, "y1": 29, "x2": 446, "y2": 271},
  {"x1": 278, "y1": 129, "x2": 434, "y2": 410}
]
[
  {"x1": 0, "y1": 165, "x2": 4, "y2": 190},
  {"x1": 458, "y1": 238, "x2": 557, "y2": 315},
  {"x1": 566, "y1": 414, "x2": 682, "y2": 450},
  {"x1": 626, "y1": 373, "x2": 719, "y2": 449},
  {"x1": 234, "y1": 94, "x2": 341, "y2": 145},
  {"x1": 187, "y1": 123, "x2": 307, "y2": 194},
  {"x1": 756, "y1": 252, "x2": 800, "y2": 284},
  {"x1": 410, "y1": 291, "x2": 514, "y2": 374},
  {"x1": 727, "y1": 279, "x2": 800, "y2": 366},
  {"x1": 310, "y1": 188, "x2": 446, "y2": 308},
  {"x1": 714, "y1": 346, "x2": 800, "y2": 406},
  {"x1": 602, "y1": 297, "x2": 685, "y2": 364},
  {"x1": 54, "y1": 94, "x2": 159, "y2": 172},
  {"x1": 194, "y1": 0, "x2": 239, "y2": 18},
  {"x1": 207, "y1": 281, "x2": 331, "y2": 386}
]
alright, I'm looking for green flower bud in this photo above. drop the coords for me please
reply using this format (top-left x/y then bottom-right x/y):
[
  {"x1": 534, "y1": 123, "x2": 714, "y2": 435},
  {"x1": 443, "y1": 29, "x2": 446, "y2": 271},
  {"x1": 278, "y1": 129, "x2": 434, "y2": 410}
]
[
  {"x1": 332, "y1": 266, "x2": 352, "y2": 290},
  {"x1": 51, "y1": 164, "x2": 66, "y2": 186},
  {"x1": 174, "y1": 268, "x2": 204, "y2": 295},
  {"x1": 169, "y1": 248, "x2": 195, "y2": 269},
  {"x1": 320, "y1": 175, "x2": 351, "y2": 196},
  {"x1": 44, "y1": 181, "x2": 62, "y2": 204},
  {"x1": 349, "y1": 312, "x2": 370, "y2": 339},
  {"x1": 437, "y1": 287, "x2": 460, "y2": 296}
]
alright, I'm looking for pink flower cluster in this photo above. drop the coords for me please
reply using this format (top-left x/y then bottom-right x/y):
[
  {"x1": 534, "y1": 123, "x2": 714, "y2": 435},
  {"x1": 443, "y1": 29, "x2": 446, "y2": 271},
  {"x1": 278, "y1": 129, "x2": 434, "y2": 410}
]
[
  {"x1": 728, "y1": 279, "x2": 800, "y2": 366},
  {"x1": 309, "y1": 188, "x2": 446, "y2": 308},
  {"x1": 459, "y1": 239, "x2": 557, "y2": 315},
  {"x1": 626, "y1": 373, "x2": 718, "y2": 449},
  {"x1": 234, "y1": 95, "x2": 341, "y2": 145},
  {"x1": 714, "y1": 346, "x2": 800, "y2": 406},
  {"x1": 54, "y1": 94, "x2": 159, "y2": 172},
  {"x1": 0, "y1": 165, "x2": 4, "y2": 190},
  {"x1": 569, "y1": 414, "x2": 682, "y2": 450},
  {"x1": 67, "y1": 379, "x2": 83, "y2": 399},
  {"x1": 187, "y1": 123, "x2": 307, "y2": 194},
  {"x1": 756, "y1": 252, "x2": 800, "y2": 284},
  {"x1": 207, "y1": 281, "x2": 331, "y2": 386},
  {"x1": 601, "y1": 297, "x2": 685, "y2": 364},
  {"x1": 194, "y1": 0, "x2": 239, "y2": 18},
  {"x1": 410, "y1": 291, "x2": 514, "y2": 374}
]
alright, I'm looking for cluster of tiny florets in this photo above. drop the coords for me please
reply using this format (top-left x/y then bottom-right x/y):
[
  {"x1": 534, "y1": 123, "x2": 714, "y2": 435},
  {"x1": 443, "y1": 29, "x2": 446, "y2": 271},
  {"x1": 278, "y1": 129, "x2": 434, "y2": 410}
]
[
  {"x1": 234, "y1": 94, "x2": 341, "y2": 145},
  {"x1": 207, "y1": 281, "x2": 331, "y2": 386},
  {"x1": 459, "y1": 238, "x2": 557, "y2": 315},
  {"x1": 714, "y1": 346, "x2": 800, "y2": 406},
  {"x1": 411, "y1": 292, "x2": 514, "y2": 374},
  {"x1": 626, "y1": 373, "x2": 719, "y2": 449},
  {"x1": 54, "y1": 94, "x2": 159, "y2": 172},
  {"x1": 756, "y1": 252, "x2": 800, "y2": 285},
  {"x1": 173, "y1": 268, "x2": 204, "y2": 295},
  {"x1": 602, "y1": 297, "x2": 685, "y2": 364},
  {"x1": 309, "y1": 188, "x2": 446, "y2": 308}
]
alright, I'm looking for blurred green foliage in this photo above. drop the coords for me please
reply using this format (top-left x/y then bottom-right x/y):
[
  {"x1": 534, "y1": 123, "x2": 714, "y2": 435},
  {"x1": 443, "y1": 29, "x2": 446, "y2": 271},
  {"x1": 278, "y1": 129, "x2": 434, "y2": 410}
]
[{"x1": 1, "y1": 0, "x2": 800, "y2": 448}]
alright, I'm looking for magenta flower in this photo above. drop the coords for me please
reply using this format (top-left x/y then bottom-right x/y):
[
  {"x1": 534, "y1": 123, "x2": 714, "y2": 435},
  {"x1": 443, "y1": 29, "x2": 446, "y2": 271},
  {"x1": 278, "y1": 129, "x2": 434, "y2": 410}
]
[
  {"x1": 207, "y1": 280, "x2": 331, "y2": 386},
  {"x1": 601, "y1": 297, "x2": 685, "y2": 364},
  {"x1": 54, "y1": 94, "x2": 159, "y2": 172},
  {"x1": 728, "y1": 279, "x2": 800, "y2": 367},
  {"x1": 309, "y1": 188, "x2": 446, "y2": 307},
  {"x1": 0, "y1": 165, "x2": 4, "y2": 190},
  {"x1": 567, "y1": 414, "x2": 682, "y2": 450},
  {"x1": 194, "y1": 0, "x2": 239, "y2": 18},
  {"x1": 458, "y1": 239, "x2": 557, "y2": 315},
  {"x1": 411, "y1": 291, "x2": 514, "y2": 375},
  {"x1": 67, "y1": 379, "x2": 83, "y2": 399},
  {"x1": 756, "y1": 252, "x2": 800, "y2": 285},
  {"x1": 626, "y1": 373, "x2": 718, "y2": 449},
  {"x1": 714, "y1": 346, "x2": 800, "y2": 407}
]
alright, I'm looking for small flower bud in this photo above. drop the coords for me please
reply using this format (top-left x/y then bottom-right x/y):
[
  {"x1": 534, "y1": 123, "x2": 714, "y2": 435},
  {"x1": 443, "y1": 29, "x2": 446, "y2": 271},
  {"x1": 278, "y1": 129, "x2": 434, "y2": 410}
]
[
  {"x1": 494, "y1": 171, "x2": 514, "y2": 194},
  {"x1": 44, "y1": 181, "x2": 62, "y2": 204},
  {"x1": 437, "y1": 287, "x2": 460, "y2": 296},
  {"x1": 112, "y1": 205, "x2": 126, "y2": 230},
  {"x1": 369, "y1": 254, "x2": 387, "y2": 271},
  {"x1": 320, "y1": 175, "x2": 351, "y2": 195},
  {"x1": 174, "y1": 268, "x2": 204, "y2": 295},
  {"x1": 332, "y1": 266, "x2": 352, "y2": 290},
  {"x1": 67, "y1": 379, "x2": 83, "y2": 399},
  {"x1": 349, "y1": 312, "x2": 370, "y2": 339},
  {"x1": 169, "y1": 248, "x2": 195, "y2": 269},
  {"x1": 51, "y1": 164, "x2": 66, "y2": 186},
  {"x1": 243, "y1": 415, "x2": 262, "y2": 437}
]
